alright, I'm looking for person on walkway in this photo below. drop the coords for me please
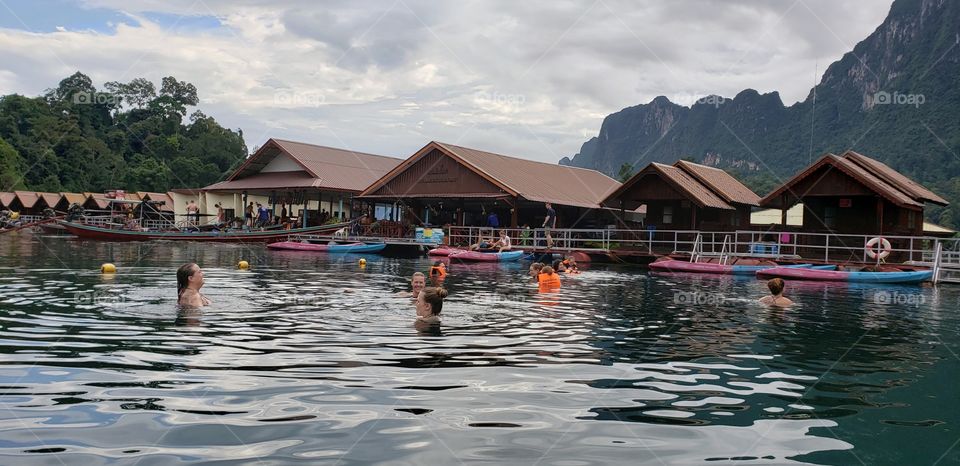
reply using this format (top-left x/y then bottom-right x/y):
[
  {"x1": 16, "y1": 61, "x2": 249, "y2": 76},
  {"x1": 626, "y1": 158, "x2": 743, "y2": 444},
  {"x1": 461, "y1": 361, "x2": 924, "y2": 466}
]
[
  {"x1": 245, "y1": 202, "x2": 254, "y2": 227},
  {"x1": 487, "y1": 211, "x2": 500, "y2": 230},
  {"x1": 186, "y1": 200, "x2": 199, "y2": 225},
  {"x1": 177, "y1": 263, "x2": 211, "y2": 307},
  {"x1": 759, "y1": 278, "x2": 793, "y2": 307},
  {"x1": 256, "y1": 203, "x2": 270, "y2": 228},
  {"x1": 215, "y1": 203, "x2": 225, "y2": 224},
  {"x1": 542, "y1": 203, "x2": 556, "y2": 249}
]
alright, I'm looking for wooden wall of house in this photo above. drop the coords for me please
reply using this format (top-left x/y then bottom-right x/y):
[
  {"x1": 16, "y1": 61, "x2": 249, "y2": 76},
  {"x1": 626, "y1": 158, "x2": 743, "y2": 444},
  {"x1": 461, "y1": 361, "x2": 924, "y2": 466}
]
[
  {"x1": 367, "y1": 149, "x2": 506, "y2": 197},
  {"x1": 800, "y1": 195, "x2": 922, "y2": 235}
]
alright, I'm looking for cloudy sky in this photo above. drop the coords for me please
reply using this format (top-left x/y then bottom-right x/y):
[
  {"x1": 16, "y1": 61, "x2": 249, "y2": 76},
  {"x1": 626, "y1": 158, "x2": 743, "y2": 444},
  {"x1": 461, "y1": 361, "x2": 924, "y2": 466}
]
[{"x1": 0, "y1": 0, "x2": 893, "y2": 162}]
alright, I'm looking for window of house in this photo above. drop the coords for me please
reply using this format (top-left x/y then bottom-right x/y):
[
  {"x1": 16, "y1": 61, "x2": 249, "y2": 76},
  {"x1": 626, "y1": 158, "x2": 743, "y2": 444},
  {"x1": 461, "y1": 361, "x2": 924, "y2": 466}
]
[
  {"x1": 907, "y1": 210, "x2": 916, "y2": 229},
  {"x1": 824, "y1": 206, "x2": 837, "y2": 229},
  {"x1": 663, "y1": 206, "x2": 673, "y2": 224}
]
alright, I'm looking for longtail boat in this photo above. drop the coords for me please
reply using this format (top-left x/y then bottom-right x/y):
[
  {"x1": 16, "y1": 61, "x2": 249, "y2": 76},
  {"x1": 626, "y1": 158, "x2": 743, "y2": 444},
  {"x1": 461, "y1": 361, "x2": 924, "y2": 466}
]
[
  {"x1": 58, "y1": 220, "x2": 347, "y2": 243},
  {"x1": 267, "y1": 241, "x2": 386, "y2": 253},
  {"x1": 757, "y1": 266, "x2": 933, "y2": 284}
]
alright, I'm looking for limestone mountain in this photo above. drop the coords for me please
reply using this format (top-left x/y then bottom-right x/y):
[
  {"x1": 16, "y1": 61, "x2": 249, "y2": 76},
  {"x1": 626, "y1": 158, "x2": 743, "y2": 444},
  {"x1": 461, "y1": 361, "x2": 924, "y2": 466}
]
[{"x1": 562, "y1": 0, "x2": 960, "y2": 228}]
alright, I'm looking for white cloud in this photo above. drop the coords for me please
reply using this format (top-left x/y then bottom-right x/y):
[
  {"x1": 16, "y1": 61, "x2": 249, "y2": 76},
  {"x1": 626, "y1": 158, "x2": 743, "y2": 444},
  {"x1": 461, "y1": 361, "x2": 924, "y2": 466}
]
[{"x1": 2, "y1": 0, "x2": 893, "y2": 163}]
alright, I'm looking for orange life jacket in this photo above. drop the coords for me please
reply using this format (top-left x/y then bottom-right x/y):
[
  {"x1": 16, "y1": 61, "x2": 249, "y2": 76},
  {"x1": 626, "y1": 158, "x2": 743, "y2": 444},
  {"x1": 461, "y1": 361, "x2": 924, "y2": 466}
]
[
  {"x1": 430, "y1": 266, "x2": 447, "y2": 278},
  {"x1": 538, "y1": 272, "x2": 561, "y2": 289}
]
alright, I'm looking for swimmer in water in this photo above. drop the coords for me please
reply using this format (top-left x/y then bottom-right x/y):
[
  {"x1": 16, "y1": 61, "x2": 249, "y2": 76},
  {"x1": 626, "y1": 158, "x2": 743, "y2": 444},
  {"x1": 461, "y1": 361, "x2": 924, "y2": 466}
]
[
  {"x1": 397, "y1": 272, "x2": 426, "y2": 298},
  {"x1": 529, "y1": 262, "x2": 544, "y2": 278},
  {"x1": 759, "y1": 278, "x2": 793, "y2": 307},
  {"x1": 429, "y1": 261, "x2": 447, "y2": 282},
  {"x1": 415, "y1": 286, "x2": 448, "y2": 325},
  {"x1": 177, "y1": 263, "x2": 211, "y2": 307},
  {"x1": 552, "y1": 260, "x2": 567, "y2": 273},
  {"x1": 537, "y1": 265, "x2": 562, "y2": 291}
]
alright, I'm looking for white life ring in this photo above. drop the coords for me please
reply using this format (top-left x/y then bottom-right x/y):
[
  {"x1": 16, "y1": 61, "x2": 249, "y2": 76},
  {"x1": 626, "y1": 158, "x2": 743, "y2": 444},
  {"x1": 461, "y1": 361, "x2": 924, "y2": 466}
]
[{"x1": 865, "y1": 237, "x2": 892, "y2": 260}]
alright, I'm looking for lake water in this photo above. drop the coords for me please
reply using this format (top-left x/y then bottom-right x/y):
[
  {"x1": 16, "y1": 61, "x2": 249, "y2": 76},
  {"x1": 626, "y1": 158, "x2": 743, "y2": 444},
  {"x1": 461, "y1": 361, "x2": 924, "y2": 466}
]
[{"x1": 1, "y1": 234, "x2": 958, "y2": 465}]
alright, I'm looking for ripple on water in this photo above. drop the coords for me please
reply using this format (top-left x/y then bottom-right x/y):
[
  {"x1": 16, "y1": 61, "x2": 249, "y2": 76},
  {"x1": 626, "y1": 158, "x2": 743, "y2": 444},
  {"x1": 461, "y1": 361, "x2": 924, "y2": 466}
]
[{"x1": 0, "y1": 240, "x2": 957, "y2": 464}]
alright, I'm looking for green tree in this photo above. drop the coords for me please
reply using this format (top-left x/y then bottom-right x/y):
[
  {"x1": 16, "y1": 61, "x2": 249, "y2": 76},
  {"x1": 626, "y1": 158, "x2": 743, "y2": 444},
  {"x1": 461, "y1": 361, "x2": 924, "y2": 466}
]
[
  {"x1": 617, "y1": 162, "x2": 634, "y2": 182},
  {"x1": 0, "y1": 137, "x2": 24, "y2": 190}
]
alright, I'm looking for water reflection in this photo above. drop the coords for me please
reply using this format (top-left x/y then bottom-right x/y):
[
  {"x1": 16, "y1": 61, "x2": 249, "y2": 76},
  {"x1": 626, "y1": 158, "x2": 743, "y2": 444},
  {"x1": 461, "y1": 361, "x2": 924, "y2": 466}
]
[{"x1": 0, "y1": 237, "x2": 957, "y2": 464}]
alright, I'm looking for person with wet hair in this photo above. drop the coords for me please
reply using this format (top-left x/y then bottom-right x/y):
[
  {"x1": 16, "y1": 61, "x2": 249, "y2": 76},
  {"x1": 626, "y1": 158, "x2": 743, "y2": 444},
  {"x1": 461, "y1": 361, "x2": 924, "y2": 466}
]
[
  {"x1": 759, "y1": 278, "x2": 793, "y2": 307},
  {"x1": 397, "y1": 272, "x2": 426, "y2": 298},
  {"x1": 177, "y1": 263, "x2": 211, "y2": 307},
  {"x1": 529, "y1": 262, "x2": 544, "y2": 278},
  {"x1": 415, "y1": 287, "x2": 448, "y2": 324}
]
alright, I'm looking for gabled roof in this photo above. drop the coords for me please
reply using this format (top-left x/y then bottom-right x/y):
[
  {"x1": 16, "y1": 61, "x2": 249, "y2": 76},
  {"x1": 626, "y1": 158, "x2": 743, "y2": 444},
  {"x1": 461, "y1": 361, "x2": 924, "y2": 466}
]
[
  {"x1": 61, "y1": 192, "x2": 86, "y2": 205},
  {"x1": 674, "y1": 160, "x2": 760, "y2": 206},
  {"x1": 601, "y1": 162, "x2": 735, "y2": 210},
  {"x1": 13, "y1": 191, "x2": 40, "y2": 208},
  {"x1": 83, "y1": 192, "x2": 111, "y2": 209},
  {"x1": 360, "y1": 141, "x2": 620, "y2": 209},
  {"x1": 215, "y1": 138, "x2": 402, "y2": 193},
  {"x1": 38, "y1": 192, "x2": 62, "y2": 207},
  {"x1": 137, "y1": 192, "x2": 175, "y2": 212},
  {"x1": 0, "y1": 192, "x2": 16, "y2": 207},
  {"x1": 842, "y1": 150, "x2": 949, "y2": 206},
  {"x1": 760, "y1": 153, "x2": 928, "y2": 210}
]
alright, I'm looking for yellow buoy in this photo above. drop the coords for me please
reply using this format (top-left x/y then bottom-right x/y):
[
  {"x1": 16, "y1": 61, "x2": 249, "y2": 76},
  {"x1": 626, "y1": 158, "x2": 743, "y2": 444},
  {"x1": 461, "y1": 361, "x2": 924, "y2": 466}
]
[
  {"x1": 100, "y1": 263, "x2": 116, "y2": 273},
  {"x1": 238, "y1": 260, "x2": 250, "y2": 270},
  {"x1": 359, "y1": 258, "x2": 367, "y2": 266}
]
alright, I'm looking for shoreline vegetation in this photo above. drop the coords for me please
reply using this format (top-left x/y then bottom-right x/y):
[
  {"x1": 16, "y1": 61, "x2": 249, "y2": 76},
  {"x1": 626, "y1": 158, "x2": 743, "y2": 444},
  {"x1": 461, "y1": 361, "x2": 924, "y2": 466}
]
[{"x1": 0, "y1": 72, "x2": 247, "y2": 195}]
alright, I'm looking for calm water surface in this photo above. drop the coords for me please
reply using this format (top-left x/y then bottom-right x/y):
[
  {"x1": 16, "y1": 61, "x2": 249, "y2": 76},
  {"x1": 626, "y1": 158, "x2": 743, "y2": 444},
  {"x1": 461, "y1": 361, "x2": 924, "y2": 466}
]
[{"x1": 1, "y1": 234, "x2": 959, "y2": 465}]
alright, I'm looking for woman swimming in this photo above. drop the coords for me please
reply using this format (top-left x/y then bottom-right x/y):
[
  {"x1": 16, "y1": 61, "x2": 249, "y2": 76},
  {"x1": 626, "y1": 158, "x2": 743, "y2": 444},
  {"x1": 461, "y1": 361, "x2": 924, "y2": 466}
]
[
  {"x1": 529, "y1": 262, "x2": 544, "y2": 278},
  {"x1": 759, "y1": 278, "x2": 794, "y2": 307},
  {"x1": 415, "y1": 286, "x2": 448, "y2": 324},
  {"x1": 177, "y1": 263, "x2": 211, "y2": 307}
]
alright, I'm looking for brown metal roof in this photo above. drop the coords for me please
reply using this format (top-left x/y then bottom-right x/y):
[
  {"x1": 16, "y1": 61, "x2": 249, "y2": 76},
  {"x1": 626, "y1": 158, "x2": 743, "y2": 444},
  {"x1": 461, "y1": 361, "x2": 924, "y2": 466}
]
[
  {"x1": 14, "y1": 191, "x2": 40, "y2": 208},
  {"x1": 137, "y1": 192, "x2": 175, "y2": 212},
  {"x1": 217, "y1": 138, "x2": 402, "y2": 193},
  {"x1": 1, "y1": 192, "x2": 16, "y2": 207},
  {"x1": 61, "y1": 193, "x2": 87, "y2": 205},
  {"x1": 204, "y1": 171, "x2": 328, "y2": 192},
  {"x1": 842, "y1": 150, "x2": 949, "y2": 206},
  {"x1": 433, "y1": 142, "x2": 620, "y2": 208},
  {"x1": 674, "y1": 160, "x2": 760, "y2": 206},
  {"x1": 651, "y1": 163, "x2": 735, "y2": 210},
  {"x1": 601, "y1": 163, "x2": 735, "y2": 210},
  {"x1": 760, "y1": 154, "x2": 924, "y2": 209},
  {"x1": 38, "y1": 192, "x2": 62, "y2": 207},
  {"x1": 83, "y1": 193, "x2": 112, "y2": 209}
]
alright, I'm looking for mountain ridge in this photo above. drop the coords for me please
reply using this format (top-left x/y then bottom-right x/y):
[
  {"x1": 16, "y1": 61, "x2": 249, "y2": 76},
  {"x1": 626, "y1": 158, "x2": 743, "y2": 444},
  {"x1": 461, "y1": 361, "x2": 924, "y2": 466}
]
[{"x1": 562, "y1": 0, "x2": 960, "y2": 228}]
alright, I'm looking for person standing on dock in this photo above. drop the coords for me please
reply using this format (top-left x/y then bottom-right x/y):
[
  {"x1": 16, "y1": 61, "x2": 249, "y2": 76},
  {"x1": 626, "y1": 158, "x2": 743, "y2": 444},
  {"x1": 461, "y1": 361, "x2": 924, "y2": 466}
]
[
  {"x1": 186, "y1": 200, "x2": 200, "y2": 225},
  {"x1": 542, "y1": 203, "x2": 556, "y2": 249},
  {"x1": 245, "y1": 202, "x2": 254, "y2": 228}
]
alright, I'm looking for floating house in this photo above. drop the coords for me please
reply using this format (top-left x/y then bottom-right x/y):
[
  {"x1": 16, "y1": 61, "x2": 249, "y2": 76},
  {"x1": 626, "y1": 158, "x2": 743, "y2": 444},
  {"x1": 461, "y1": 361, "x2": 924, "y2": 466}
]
[
  {"x1": 201, "y1": 138, "x2": 402, "y2": 225},
  {"x1": 759, "y1": 151, "x2": 948, "y2": 236},
  {"x1": 357, "y1": 141, "x2": 621, "y2": 228},
  {"x1": 601, "y1": 160, "x2": 760, "y2": 230}
]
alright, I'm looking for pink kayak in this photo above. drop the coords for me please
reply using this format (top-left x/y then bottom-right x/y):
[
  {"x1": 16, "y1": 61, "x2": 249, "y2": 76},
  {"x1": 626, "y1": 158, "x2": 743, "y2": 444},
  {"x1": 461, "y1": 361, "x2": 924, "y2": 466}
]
[
  {"x1": 449, "y1": 250, "x2": 524, "y2": 262},
  {"x1": 757, "y1": 266, "x2": 933, "y2": 283},
  {"x1": 648, "y1": 259, "x2": 780, "y2": 275},
  {"x1": 428, "y1": 247, "x2": 465, "y2": 256}
]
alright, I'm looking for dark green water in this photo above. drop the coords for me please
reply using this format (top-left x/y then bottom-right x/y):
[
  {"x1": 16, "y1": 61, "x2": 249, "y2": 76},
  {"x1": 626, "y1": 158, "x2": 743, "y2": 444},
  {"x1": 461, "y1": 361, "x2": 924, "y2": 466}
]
[{"x1": 1, "y1": 233, "x2": 958, "y2": 465}]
